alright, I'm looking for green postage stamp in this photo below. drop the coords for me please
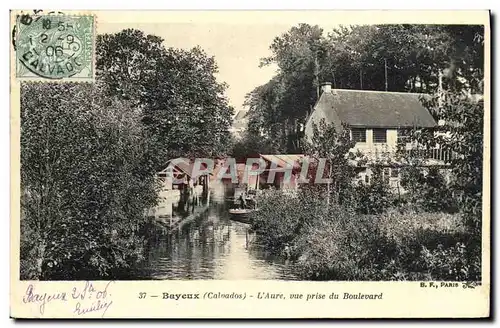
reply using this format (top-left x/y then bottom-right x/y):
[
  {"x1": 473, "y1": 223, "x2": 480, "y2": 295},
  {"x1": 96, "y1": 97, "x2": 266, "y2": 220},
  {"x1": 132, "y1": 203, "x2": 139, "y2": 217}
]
[{"x1": 15, "y1": 13, "x2": 95, "y2": 80}]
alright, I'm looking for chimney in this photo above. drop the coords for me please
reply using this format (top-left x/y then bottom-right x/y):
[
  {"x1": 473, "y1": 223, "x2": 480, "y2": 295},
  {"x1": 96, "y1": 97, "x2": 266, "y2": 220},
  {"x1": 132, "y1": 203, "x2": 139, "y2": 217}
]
[{"x1": 321, "y1": 82, "x2": 332, "y2": 94}]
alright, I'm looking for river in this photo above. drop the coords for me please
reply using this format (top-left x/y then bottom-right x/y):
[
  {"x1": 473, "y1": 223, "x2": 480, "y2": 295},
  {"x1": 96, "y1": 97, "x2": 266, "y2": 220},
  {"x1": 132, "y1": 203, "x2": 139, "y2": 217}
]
[{"x1": 138, "y1": 182, "x2": 299, "y2": 280}]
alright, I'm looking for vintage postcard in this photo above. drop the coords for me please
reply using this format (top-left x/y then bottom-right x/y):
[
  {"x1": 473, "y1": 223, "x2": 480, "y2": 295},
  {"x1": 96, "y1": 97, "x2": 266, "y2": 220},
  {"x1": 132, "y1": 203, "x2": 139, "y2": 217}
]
[{"x1": 10, "y1": 10, "x2": 490, "y2": 318}]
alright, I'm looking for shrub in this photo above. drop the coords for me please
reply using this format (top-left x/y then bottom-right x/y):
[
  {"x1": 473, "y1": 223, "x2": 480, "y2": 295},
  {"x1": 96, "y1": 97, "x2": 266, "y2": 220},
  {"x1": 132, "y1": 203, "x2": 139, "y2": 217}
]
[
  {"x1": 420, "y1": 242, "x2": 481, "y2": 281},
  {"x1": 400, "y1": 165, "x2": 457, "y2": 213},
  {"x1": 20, "y1": 83, "x2": 161, "y2": 280},
  {"x1": 374, "y1": 210, "x2": 475, "y2": 280},
  {"x1": 253, "y1": 187, "x2": 477, "y2": 281},
  {"x1": 296, "y1": 209, "x2": 477, "y2": 281},
  {"x1": 251, "y1": 160, "x2": 478, "y2": 282},
  {"x1": 250, "y1": 188, "x2": 327, "y2": 256},
  {"x1": 354, "y1": 165, "x2": 392, "y2": 214},
  {"x1": 294, "y1": 206, "x2": 395, "y2": 280}
]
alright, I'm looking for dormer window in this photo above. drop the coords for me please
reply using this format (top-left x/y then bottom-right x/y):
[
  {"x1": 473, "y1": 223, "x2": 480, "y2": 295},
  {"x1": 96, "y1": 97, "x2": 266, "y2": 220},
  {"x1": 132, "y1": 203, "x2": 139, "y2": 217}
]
[
  {"x1": 351, "y1": 128, "x2": 366, "y2": 143},
  {"x1": 373, "y1": 128, "x2": 387, "y2": 143}
]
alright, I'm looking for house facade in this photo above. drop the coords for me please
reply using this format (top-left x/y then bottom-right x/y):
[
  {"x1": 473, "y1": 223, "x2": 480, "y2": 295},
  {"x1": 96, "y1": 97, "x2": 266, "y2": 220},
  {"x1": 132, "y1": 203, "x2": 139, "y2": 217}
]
[
  {"x1": 304, "y1": 82, "x2": 445, "y2": 190},
  {"x1": 157, "y1": 158, "x2": 211, "y2": 195},
  {"x1": 226, "y1": 154, "x2": 304, "y2": 191},
  {"x1": 229, "y1": 109, "x2": 249, "y2": 139}
]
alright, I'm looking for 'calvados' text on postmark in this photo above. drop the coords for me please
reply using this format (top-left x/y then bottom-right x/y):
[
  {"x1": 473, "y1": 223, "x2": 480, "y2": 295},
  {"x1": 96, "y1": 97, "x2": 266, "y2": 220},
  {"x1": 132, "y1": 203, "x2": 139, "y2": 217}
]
[{"x1": 15, "y1": 13, "x2": 94, "y2": 80}]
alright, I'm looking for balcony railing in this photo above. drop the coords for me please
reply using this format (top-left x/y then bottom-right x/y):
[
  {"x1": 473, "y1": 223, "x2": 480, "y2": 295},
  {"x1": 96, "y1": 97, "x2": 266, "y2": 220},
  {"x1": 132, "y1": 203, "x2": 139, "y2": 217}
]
[
  {"x1": 405, "y1": 148, "x2": 454, "y2": 162},
  {"x1": 353, "y1": 145, "x2": 454, "y2": 164}
]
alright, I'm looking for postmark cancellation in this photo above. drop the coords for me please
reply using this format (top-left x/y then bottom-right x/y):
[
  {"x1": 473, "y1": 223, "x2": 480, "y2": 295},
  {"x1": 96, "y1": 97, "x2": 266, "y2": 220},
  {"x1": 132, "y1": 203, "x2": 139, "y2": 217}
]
[{"x1": 14, "y1": 12, "x2": 95, "y2": 81}]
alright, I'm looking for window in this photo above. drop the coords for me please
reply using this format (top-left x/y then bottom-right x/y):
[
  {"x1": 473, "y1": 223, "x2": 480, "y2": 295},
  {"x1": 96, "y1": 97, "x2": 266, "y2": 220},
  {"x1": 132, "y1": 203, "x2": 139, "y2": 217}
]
[
  {"x1": 390, "y1": 167, "x2": 399, "y2": 178},
  {"x1": 351, "y1": 128, "x2": 366, "y2": 143},
  {"x1": 373, "y1": 129, "x2": 387, "y2": 143}
]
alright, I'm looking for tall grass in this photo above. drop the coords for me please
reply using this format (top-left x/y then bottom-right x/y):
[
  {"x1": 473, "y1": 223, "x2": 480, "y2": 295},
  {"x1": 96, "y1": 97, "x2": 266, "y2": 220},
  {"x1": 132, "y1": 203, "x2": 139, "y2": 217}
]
[{"x1": 250, "y1": 189, "x2": 480, "y2": 281}]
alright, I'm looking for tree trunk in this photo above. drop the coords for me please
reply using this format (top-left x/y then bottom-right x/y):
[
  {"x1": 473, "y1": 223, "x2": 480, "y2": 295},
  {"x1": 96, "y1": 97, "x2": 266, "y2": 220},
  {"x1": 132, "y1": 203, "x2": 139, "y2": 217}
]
[
  {"x1": 314, "y1": 55, "x2": 320, "y2": 100},
  {"x1": 35, "y1": 241, "x2": 46, "y2": 280},
  {"x1": 326, "y1": 164, "x2": 333, "y2": 207}
]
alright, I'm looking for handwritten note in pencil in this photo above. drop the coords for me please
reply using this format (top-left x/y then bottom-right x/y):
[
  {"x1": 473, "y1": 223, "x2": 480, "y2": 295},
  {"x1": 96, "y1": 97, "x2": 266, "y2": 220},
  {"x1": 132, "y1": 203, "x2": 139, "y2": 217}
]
[{"x1": 22, "y1": 281, "x2": 115, "y2": 317}]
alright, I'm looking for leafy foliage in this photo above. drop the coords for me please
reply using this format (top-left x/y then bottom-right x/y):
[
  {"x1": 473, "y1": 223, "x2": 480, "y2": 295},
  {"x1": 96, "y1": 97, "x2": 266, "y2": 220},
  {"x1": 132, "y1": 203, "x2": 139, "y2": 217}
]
[
  {"x1": 420, "y1": 243, "x2": 480, "y2": 281},
  {"x1": 250, "y1": 188, "x2": 328, "y2": 256},
  {"x1": 434, "y1": 94, "x2": 483, "y2": 233},
  {"x1": 404, "y1": 48, "x2": 484, "y2": 240},
  {"x1": 253, "y1": 189, "x2": 477, "y2": 281},
  {"x1": 400, "y1": 165, "x2": 457, "y2": 213},
  {"x1": 230, "y1": 130, "x2": 284, "y2": 160},
  {"x1": 20, "y1": 82, "x2": 161, "y2": 280},
  {"x1": 245, "y1": 24, "x2": 484, "y2": 153},
  {"x1": 97, "y1": 29, "x2": 234, "y2": 160},
  {"x1": 355, "y1": 165, "x2": 392, "y2": 215},
  {"x1": 244, "y1": 23, "x2": 485, "y2": 282},
  {"x1": 304, "y1": 119, "x2": 362, "y2": 206},
  {"x1": 294, "y1": 205, "x2": 389, "y2": 281},
  {"x1": 20, "y1": 28, "x2": 236, "y2": 279}
]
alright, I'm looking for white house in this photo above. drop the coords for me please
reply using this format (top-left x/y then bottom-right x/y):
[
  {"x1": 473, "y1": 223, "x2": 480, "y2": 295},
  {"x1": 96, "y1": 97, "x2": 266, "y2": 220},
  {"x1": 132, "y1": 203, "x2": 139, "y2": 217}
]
[
  {"x1": 304, "y1": 82, "x2": 447, "y2": 189},
  {"x1": 229, "y1": 109, "x2": 249, "y2": 138}
]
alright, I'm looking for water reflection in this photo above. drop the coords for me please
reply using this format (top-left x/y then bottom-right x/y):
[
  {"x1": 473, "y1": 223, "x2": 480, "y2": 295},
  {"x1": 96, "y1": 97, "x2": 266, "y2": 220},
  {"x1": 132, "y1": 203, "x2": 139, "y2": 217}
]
[{"x1": 140, "y1": 182, "x2": 298, "y2": 280}]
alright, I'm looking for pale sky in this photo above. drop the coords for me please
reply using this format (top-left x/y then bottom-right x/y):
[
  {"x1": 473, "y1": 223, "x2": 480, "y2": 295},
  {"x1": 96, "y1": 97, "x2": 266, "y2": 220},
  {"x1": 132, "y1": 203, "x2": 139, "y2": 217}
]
[
  {"x1": 96, "y1": 9, "x2": 488, "y2": 114},
  {"x1": 99, "y1": 22, "x2": 286, "y2": 112},
  {"x1": 98, "y1": 21, "x2": 340, "y2": 113}
]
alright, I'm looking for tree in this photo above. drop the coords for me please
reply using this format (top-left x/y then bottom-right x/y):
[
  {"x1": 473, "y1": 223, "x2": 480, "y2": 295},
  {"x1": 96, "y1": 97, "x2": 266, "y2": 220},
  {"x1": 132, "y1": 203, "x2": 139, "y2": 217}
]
[
  {"x1": 355, "y1": 164, "x2": 392, "y2": 215},
  {"x1": 321, "y1": 25, "x2": 484, "y2": 93},
  {"x1": 20, "y1": 82, "x2": 161, "y2": 280},
  {"x1": 419, "y1": 94, "x2": 484, "y2": 230},
  {"x1": 247, "y1": 24, "x2": 326, "y2": 152},
  {"x1": 97, "y1": 29, "x2": 234, "y2": 162},
  {"x1": 402, "y1": 24, "x2": 485, "y2": 230},
  {"x1": 304, "y1": 119, "x2": 361, "y2": 206},
  {"x1": 20, "y1": 28, "x2": 237, "y2": 280},
  {"x1": 246, "y1": 24, "x2": 485, "y2": 154},
  {"x1": 230, "y1": 131, "x2": 283, "y2": 161},
  {"x1": 402, "y1": 25, "x2": 485, "y2": 280}
]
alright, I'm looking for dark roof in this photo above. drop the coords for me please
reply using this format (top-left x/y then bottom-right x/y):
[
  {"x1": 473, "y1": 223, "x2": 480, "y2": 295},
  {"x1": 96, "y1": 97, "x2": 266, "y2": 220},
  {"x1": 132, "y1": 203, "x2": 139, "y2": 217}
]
[
  {"x1": 305, "y1": 89, "x2": 437, "y2": 134},
  {"x1": 159, "y1": 158, "x2": 212, "y2": 177}
]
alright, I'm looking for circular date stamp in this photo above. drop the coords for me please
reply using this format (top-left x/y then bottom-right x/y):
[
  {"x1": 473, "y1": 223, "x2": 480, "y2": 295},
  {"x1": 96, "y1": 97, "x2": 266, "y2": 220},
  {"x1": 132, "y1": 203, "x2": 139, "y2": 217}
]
[{"x1": 15, "y1": 14, "x2": 94, "y2": 80}]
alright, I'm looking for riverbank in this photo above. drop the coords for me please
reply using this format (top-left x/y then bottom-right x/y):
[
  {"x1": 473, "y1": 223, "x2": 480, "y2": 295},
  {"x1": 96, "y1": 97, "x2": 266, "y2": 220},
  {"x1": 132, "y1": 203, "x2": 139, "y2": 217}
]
[{"x1": 249, "y1": 189, "x2": 480, "y2": 281}]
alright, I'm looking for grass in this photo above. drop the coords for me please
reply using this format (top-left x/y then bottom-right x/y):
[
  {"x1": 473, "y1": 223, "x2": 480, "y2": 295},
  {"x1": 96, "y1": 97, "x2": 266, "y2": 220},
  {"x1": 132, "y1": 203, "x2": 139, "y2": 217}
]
[{"x1": 251, "y1": 189, "x2": 479, "y2": 281}]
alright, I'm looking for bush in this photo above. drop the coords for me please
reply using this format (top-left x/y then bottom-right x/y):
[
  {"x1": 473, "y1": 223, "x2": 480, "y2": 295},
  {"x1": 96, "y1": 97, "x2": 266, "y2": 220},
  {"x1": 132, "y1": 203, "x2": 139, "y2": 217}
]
[
  {"x1": 400, "y1": 165, "x2": 457, "y2": 213},
  {"x1": 295, "y1": 206, "x2": 395, "y2": 280},
  {"x1": 297, "y1": 209, "x2": 478, "y2": 281},
  {"x1": 354, "y1": 165, "x2": 392, "y2": 214},
  {"x1": 420, "y1": 243, "x2": 481, "y2": 281},
  {"x1": 252, "y1": 187, "x2": 479, "y2": 281},
  {"x1": 250, "y1": 188, "x2": 327, "y2": 256},
  {"x1": 20, "y1": 83, "x2": 161, "y2": 280},
  {"x1": 374, "y1": 210, "x2": 478, "y2": 281}
]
